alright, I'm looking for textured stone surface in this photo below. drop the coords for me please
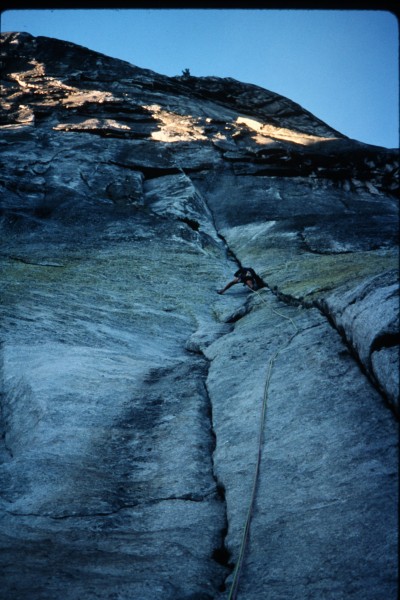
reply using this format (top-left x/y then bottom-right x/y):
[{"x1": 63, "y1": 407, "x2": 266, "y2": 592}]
[
  {"x1": 206, "y1": 295, "x2": 397, "y2": 599},
  {"x1": 321, "y1": 270, "x2": 399, "y2": 409},
  {"x1": 0, "y1": 32, "x2": 398, "y2": 600}
]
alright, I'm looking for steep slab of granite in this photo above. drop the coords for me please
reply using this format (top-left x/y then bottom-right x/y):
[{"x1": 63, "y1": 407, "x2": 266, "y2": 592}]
[
  {"x1": 0, "y1": 31, "x2": 399, "y2": 600},
  {"x1": 0, "y1": 128, "x2": 240, "y2": 598},
  {"x1": 196, "y1": 160, "x2": 398, "y2": 597},
  {"x1": 193, "y1": 168, "x2": 399, "y2": 413},
  {"x1": 205, "y1": 290, "x2": 398, "y2": 599}
]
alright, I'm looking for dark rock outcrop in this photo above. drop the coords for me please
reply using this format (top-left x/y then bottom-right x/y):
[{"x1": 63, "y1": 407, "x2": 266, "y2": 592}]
[{"x1": 0, "y1": 32, "x2": 398, "y2": 600}]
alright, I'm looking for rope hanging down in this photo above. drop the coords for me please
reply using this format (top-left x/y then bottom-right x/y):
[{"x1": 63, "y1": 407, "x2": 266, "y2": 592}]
[{"x1": 227, "y1": 288, "x2": 298, "y2": 600}]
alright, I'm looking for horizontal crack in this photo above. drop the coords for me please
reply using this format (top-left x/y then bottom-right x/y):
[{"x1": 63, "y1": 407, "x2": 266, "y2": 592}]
[
  {"x1": 107, "y1": 159, "x2": 180, "y2": 178},
  {"x1": 5, "y1": 255, "x2": 65, "y2": 267},
  {"x1": 5, "y1": 490, "x2": 219, "y2": 520},
  {"x1": 5, "y1": 490, "x2": 219, "y2": 521}
]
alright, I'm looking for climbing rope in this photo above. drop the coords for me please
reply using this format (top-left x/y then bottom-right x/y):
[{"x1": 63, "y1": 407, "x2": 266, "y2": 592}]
[
  {"x1": 227, "y1": 287, "x2": 298, "y2": 600},
  {"x1": 251, "y1": 287, "x2": 299, "y2": 333}
]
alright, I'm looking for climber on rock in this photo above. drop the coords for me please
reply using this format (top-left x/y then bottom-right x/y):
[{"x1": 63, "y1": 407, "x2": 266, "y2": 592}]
[{"x1": 217, "y1": 267, "x2": 264, "y2": 295}]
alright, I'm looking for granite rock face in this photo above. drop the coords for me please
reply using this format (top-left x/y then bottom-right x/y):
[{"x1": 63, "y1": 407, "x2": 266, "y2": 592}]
[{"x1": 0, "y1": 32, "x2": 398, "y2": 600}]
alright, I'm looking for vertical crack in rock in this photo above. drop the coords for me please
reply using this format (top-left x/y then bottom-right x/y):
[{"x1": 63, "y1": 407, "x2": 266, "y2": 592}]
[
  {"x1": 196, "y1": 187, "x2": 263, "y2": 595},
  {"x1": 203, "y1": 377, "x2": 233, "y2": 591},
  {"x1": 196, "y1": 179, "x2": 398, "y2": 598}
]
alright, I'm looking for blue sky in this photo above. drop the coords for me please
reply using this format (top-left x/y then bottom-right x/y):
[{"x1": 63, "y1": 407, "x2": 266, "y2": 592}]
[{"x1": 1, "y1": 8, "x2": 399, "y2": 148}]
